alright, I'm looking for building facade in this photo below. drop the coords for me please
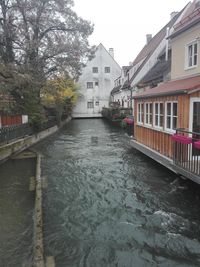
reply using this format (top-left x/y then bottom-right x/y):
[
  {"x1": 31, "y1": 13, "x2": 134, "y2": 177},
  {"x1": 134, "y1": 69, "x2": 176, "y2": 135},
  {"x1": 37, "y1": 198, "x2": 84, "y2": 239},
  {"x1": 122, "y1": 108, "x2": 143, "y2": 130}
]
[
  {"x1": 73, "y1": 44, "x2": 121, "y2": 118},
  {"x1": 130, "y1": 0, "x2": 200, "y2": 183}
]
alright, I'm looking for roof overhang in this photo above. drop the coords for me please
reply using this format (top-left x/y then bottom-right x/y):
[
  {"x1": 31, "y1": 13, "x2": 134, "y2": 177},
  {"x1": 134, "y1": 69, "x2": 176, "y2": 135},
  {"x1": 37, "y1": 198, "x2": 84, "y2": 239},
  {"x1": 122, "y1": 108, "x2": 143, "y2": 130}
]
[
  {"x1": 169, "y1": 17, "x2": 200, "y2": 39},
  {"x1": 133, "y1": 76, "x2": 200, "y2": 100}
]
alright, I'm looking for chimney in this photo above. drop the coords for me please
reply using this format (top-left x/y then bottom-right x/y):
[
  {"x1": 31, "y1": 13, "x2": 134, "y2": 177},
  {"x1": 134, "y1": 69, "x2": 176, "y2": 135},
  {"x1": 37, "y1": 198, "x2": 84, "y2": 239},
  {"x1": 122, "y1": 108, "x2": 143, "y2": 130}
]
[
  {"x1": 146, "y1": 34, "x2": 152, "y2": 44},
  {"x1": 109, "y1": 48, "x2": 114, "y2": 58},
  {"x1": 170, "y1": 11, "x2": 179, "y2": 20}
]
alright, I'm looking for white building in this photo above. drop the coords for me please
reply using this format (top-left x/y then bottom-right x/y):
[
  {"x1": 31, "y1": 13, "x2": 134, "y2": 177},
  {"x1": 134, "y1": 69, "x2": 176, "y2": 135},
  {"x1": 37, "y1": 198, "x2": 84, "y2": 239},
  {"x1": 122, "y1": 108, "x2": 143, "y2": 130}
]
[{"x1": 73, "y1": 43, "x2": 121, "y2": 118}]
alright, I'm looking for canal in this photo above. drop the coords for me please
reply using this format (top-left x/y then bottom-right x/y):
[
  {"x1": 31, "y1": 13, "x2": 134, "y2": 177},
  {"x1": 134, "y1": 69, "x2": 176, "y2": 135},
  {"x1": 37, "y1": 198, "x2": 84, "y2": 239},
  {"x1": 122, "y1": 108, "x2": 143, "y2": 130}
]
[
  {"x1": 1, "y1": 118, "x2": 200, "y2": 266},
  {"x1": 0, "y1": 157, "x2": 35, "y2": 266}
]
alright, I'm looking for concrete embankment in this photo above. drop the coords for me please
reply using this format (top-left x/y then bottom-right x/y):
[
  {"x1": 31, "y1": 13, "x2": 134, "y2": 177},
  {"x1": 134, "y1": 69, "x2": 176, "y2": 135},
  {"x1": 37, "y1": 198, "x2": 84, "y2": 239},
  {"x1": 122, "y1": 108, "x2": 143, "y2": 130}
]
[{"x1": 0, "y1": 118, "x2": 71, "y2": 164}]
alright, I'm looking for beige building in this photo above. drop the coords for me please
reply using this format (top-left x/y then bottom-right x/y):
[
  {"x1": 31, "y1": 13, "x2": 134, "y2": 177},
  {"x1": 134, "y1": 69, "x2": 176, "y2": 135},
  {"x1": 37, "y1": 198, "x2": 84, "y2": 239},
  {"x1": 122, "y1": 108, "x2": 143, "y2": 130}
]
[{"x1": 171, "y1": 21, "x2": 200, "y2": 80}]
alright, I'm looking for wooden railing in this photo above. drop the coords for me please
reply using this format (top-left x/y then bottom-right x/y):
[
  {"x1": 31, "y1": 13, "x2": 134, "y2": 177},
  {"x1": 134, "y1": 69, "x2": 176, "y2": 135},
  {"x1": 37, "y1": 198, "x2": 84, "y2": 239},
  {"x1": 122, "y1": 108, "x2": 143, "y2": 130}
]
[{"x1": 172, "y1": 129, "x2": 200, "y2": 176}]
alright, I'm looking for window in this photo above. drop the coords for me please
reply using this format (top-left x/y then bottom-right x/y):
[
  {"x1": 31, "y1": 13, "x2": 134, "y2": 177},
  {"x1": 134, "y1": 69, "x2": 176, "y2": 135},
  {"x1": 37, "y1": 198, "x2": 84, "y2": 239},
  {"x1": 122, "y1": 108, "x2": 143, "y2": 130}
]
[
  {"x1": 87, "y1": 102, "x2": 94, "y2": 109},
  {"x1": 137, "y1": 103, "x2": 144, "y2": 124},
  {"x1": 145, "y1": 102, "x2": 153, "y2": 126},
  {"x1": 87, "y1": 82, "x2": 93, "y2": 88},
  {"x1": 93, "y1": 67, "x2": 98, "y2": 73},
  {"x1": 186, "y1": 41, "x2": 198, "y2": 68},
  {"x1": 105, "y1": 67, "x2": 110, "y2": 73},
  {"x1": 95, "y1": 81, "x2": 99, "y2": 86},
  {"x1": 154, "y1": 102, "x2": 164, "y2": 128},
  {"x1": 165, "y1": 102, "x2": 178, "y2": 131},
  {"x1": 95, "y1": 101, "x2": 99, "y2": 106}
]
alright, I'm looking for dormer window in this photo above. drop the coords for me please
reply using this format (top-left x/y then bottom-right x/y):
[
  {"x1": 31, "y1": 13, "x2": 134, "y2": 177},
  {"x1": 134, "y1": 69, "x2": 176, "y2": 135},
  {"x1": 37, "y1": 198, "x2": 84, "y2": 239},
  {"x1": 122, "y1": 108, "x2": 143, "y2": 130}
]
[{"x1": 185, "y1": 41, "x2": 198, "y2": 69}]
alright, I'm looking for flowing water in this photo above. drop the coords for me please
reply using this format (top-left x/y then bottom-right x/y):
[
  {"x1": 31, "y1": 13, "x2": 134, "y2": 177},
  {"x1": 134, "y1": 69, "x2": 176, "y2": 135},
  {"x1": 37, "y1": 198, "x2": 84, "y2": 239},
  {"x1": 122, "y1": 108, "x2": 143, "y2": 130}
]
[
  {"x1": 1, "y1": 118, "x2": 200, "y2": 266},
  {"x1": 0, "y1": 158, "x2": 35, "y2": 266},
  {"x1": 34, "y1": 119, "x2": 200, "y2": 267}
]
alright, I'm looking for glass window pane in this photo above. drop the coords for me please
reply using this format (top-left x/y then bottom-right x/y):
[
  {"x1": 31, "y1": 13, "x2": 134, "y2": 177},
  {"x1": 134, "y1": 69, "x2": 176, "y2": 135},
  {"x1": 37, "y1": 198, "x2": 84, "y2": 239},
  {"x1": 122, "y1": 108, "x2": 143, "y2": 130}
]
[
  {"x1": 194, "y1": 43, "x2": 197, "y2": 54},
  {"x1": 160, "y1": 115, "x2": 164, "y2": 127},
  {"x1": 173, "y1": 117, "x2": 177, "y2": 130},
  {"x1": 194, "y1": 55, "x2": 197, "y2": 65},
  {"x1": 150, "y1": 114, "x2": 152, "y2": 124},
  {"x1": 188, "y1": 45, "x2": 192, "y2": 56},
  {"x1": 155, "y1": 115, "x2": 158, "y2": 126},
  {"x1": 146, "y1": 114, "x2": 148, "y2": 123},
  {"x1": 146, "y1": 103, "x2": 148, "y2": 113},
  {"x1": 173, "y1": 103, "x2": 177, "y2": 116},
  {"x1": 160, "y1": 103, "x2": 164, "y2": 115},
  {"x1": 167, "y1": 117, "x2": 171, "y2": 129},
  {"x1": 150, "y1": 103, "x2": 153, "y2": 114},
  {"x1": 167, "y1": 103, "x2": 171, "y2": 115},
  {"x1": 155, "y1": 103, "x2": 158, "y2": 114}
]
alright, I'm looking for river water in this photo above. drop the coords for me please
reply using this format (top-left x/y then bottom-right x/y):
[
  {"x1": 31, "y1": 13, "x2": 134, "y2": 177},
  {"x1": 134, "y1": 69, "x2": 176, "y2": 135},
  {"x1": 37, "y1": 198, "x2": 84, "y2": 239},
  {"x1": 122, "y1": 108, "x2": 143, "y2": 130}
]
[
  {"x1": 33, "y1": 119, "x2": 200, "y2": 267},
  {"x1": 1, "y1": 118, "x2": 200, "y2": 266},
  {"x1": 0, "y1": 158, "x2": 35, "y2": 266}
]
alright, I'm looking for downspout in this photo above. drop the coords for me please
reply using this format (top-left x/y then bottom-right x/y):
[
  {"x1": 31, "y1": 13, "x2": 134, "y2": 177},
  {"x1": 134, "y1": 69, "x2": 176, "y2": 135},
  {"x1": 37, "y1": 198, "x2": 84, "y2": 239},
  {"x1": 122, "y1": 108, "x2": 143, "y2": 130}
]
[{"x1": 165, "y1": 27, "x2": 170, "y2": 61}]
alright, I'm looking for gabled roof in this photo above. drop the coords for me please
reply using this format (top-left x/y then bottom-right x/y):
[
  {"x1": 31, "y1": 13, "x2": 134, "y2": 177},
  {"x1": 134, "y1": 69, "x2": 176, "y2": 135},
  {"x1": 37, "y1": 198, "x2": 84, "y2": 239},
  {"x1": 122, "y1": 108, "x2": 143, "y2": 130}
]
[
  {"x1": 134, "y1": 75, "x2": 200, "y2": 99},
  {"x1": 129, "y1": 12, "x2": 183, "y2": 85},
  {"x1": 97, "y1": 43, "x2": 121, "y2": 69},
  {"x1": 170, "y1": 1, "x2": 200, "y2": 38},
  {"x1": 131, "y1": 13, "x2": 180, "y2": 67}
]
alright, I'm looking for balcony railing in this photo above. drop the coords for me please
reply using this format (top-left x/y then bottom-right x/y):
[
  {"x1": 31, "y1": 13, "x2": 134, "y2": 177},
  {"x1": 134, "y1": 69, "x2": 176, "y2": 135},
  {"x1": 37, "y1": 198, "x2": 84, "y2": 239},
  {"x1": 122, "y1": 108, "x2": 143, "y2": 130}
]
[{"x1": 172, "y1": 129, "x2": 200, "y2": 176}]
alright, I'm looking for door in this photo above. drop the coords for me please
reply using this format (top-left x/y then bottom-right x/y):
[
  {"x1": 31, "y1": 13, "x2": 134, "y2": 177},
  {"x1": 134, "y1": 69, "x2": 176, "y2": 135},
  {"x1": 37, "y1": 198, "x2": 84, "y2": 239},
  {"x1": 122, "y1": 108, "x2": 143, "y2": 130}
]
[{"x1": 190, "y1": 98, "x2": 200, "y2": 156}]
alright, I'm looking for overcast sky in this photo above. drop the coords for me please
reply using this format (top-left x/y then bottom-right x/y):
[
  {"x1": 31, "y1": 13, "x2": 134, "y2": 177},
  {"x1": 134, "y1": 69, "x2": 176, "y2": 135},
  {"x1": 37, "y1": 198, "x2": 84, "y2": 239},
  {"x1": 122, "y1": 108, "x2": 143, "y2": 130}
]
[{"x1": 73, "y1": 0, "x2": 190, "y2": 67}]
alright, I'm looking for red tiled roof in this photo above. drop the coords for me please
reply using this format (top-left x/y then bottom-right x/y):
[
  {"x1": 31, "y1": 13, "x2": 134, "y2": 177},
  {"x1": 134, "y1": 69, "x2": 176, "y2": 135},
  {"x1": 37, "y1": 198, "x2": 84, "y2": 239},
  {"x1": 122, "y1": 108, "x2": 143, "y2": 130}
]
[
  {"x1": 172, "y1": 1, "x2": 200, "y2": 34},
  {"x1": 134, "y1": 75, "x2": 200, "y2": 99}
]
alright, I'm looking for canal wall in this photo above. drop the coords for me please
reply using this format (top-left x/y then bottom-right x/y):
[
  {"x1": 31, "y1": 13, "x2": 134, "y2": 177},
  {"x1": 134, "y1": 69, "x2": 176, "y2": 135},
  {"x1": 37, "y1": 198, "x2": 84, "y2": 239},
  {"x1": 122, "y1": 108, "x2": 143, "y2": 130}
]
[
  {"x1": 34, "y1": 153, "x2": 44, "y2": 267},
  {"x1": 0, "y1": 117, "x2": 71, "y2": 164}
]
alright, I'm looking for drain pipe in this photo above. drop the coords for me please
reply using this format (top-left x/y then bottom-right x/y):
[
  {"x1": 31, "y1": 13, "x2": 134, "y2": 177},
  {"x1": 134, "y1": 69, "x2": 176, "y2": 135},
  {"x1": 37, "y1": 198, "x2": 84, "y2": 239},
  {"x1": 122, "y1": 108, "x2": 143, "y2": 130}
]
[{"x1": 34, "y1": 153, "x2": 45, "y2": 267}]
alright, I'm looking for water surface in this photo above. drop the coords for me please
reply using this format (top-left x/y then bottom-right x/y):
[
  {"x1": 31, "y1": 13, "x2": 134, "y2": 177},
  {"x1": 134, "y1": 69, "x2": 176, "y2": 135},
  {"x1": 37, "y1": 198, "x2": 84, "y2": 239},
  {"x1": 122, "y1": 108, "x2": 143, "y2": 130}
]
[
  {"x1": 0, "y1": 158, "x2": 35, "y2": 266},
  {"x1": 35, "y1": 119, "x2": 200, "y2": 267}
]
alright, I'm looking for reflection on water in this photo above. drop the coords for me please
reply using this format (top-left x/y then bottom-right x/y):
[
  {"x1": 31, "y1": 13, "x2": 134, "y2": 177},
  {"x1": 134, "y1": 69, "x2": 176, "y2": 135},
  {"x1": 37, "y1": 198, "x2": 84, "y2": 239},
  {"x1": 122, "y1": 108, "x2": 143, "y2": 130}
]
[
  {"x1": 30, "y1": 119, "x2": 200, "y2": 266},
  {"x1": 0, "y1": 158, "x2": 35, "y2": 266}
]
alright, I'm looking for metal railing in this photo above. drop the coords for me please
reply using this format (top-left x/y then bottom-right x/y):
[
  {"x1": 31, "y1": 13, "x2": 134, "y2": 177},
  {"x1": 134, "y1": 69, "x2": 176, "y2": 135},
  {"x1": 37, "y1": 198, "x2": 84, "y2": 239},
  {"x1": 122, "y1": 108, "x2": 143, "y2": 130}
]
[
  {"x1": 0, "y1": 118, "x2": 57, "y2": 145},
  {"x1": 0, "y1": 123, "x2": 33, "y2": 144},
  {"x1": 172, "y1": 129, "x2": 200, "y2": 176}
]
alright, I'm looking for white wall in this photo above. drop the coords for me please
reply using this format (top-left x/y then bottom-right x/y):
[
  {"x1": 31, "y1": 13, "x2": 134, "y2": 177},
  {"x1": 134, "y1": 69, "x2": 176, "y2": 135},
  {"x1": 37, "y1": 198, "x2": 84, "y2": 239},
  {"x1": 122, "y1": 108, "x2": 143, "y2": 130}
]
[{"x1": 73, "y1": 44, "x2": 121, "y2": 118}]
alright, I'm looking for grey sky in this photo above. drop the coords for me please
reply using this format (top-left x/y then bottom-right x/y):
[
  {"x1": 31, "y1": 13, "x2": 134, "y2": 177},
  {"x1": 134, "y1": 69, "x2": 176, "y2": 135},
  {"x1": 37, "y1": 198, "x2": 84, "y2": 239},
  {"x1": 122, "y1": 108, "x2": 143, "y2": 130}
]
[{"x1": 73, "y1": 0, "x2": 190, "y2": 67}]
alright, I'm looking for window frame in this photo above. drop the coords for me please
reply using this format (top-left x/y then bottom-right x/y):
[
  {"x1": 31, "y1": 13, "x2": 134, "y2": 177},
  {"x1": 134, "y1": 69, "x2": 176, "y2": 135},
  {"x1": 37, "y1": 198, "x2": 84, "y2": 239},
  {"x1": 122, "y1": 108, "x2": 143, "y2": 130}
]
[
  {"x1": 105, "y1": 67, "x2": 110, "y2": 73},
  {"x1": 144, "y1": 102, "x2": 153, "y2": 126},
  {"x1": 87, "y1": 101, "x2": 94, "y2": 109},
  {"x1": 165, "y1": 101, "x2": 178, "y2": 133},
  {"x1": 185, "y1": 40, "x2": 198, "y2": 70},
  {"x1": 153, "y1": 102, "x2": 164, "y2": 129},
  {"x1": 137, "y1": 102, "x2": 144, "y2": 124},
  {"x1": 92, "y1": 67, "x2": 98, "y2": 73},
  {"x1": 87, "y1": 82, "x2": 93, "y2": 89}
]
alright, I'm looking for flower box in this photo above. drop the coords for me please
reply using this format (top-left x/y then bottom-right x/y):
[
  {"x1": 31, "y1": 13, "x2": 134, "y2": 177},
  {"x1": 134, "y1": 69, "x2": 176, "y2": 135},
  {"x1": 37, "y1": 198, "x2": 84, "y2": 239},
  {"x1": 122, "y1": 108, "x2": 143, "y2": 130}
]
[
  {"x1": 123, "y1": 117, "x2": 134, "y2": 125},
  {"x1": 171, "y1": 134, "x2": 192, "y2": 144},
  {"x1": 194, "y1": 141, "x2": 200, "y2": 149}
]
